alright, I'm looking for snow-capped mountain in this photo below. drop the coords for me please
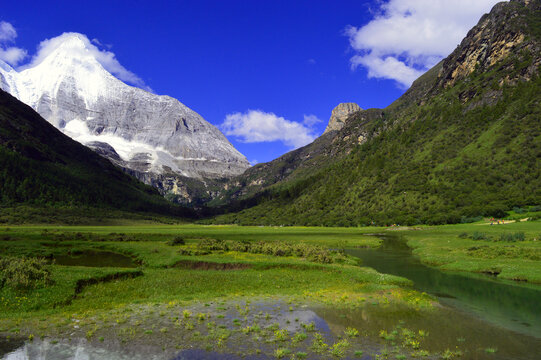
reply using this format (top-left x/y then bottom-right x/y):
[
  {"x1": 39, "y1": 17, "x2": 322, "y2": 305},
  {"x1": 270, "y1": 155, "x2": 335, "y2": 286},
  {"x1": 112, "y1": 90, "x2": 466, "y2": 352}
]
[{"x1": 0, "y1": 33, "x2": 250, "y2": 185}]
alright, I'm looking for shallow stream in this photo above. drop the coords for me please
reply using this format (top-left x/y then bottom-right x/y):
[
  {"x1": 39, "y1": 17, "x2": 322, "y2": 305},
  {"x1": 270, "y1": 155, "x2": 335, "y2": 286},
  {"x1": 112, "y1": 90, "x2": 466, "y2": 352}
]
[{"x1": 346, "y1": 234, "x2": 541, "y2": 338}]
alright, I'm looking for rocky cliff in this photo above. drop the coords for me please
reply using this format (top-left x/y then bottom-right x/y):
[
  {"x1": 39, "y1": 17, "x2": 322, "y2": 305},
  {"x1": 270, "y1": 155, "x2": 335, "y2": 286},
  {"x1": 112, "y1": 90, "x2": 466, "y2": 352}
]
[{"x1": 323, "y1": 103, "x2": 362, "y2": 134}]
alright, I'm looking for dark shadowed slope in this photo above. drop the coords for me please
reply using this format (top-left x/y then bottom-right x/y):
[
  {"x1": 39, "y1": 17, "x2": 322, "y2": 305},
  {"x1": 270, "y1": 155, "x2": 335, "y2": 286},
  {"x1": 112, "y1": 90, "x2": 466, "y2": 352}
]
[{"x1": 0, "y1": 89, "x2": 192, "y2": 219}]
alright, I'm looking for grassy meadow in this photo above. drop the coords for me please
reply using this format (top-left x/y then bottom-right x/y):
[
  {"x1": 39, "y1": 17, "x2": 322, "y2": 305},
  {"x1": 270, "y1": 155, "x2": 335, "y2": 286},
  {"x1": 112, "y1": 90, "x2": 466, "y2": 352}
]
[{"x1": 0, "y1": 220, "x2": 540, "y2": 358}]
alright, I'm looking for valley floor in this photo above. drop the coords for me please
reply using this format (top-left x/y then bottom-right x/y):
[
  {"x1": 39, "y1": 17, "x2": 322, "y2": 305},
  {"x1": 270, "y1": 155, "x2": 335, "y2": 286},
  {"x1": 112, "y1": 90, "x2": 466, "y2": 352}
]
[{"x1": 0, "y1": 222, "x2": 540, "y2": 359}]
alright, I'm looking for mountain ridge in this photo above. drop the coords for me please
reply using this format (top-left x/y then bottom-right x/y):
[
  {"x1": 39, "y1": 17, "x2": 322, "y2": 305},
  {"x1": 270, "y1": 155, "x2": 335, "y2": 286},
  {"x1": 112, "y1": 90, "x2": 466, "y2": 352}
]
[
  {"x1": 205, "y1": 0, "x2": 541, "y2": 225},
  {"x1": 0, "y1": 33, "x2": 250, "y2": 203}
]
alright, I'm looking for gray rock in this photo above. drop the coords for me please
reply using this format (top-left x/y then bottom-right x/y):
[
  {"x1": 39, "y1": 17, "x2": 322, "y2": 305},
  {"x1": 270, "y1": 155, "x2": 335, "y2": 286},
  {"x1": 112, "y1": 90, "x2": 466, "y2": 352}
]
[{"x1": 323, "y1": 103, "x2": 362, "y2": 134}]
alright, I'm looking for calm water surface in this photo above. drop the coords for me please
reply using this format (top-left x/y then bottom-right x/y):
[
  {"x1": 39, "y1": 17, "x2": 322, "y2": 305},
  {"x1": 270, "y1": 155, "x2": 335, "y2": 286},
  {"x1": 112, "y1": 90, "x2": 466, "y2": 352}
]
[
  {"x1": 53, "y1": 250, "x2": 137, "y2": 268},
  {"x1": 347, "y1": 234, "x2": 541, "y2": 338}
]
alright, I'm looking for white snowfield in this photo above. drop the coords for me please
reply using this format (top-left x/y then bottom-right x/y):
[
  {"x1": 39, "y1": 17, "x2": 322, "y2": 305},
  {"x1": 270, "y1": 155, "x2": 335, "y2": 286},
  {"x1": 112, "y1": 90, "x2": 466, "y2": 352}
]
[{"x1": 0, "y1": 33, "x2": 249, "y2": 179}]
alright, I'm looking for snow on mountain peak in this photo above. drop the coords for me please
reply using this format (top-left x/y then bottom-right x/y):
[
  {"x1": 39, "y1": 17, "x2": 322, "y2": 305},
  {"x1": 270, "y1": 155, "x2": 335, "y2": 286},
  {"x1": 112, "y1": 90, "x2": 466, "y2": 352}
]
[
  {"x1": 18, "y1": 32, "x2": 149, "y2": 91},
  {"x1": 0, "y1": 32, "x2": 250, "y2": 183}
]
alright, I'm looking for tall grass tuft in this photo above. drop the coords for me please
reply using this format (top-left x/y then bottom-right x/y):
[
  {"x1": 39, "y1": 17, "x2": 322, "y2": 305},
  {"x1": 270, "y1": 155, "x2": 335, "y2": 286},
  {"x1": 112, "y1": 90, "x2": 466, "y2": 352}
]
[{"x1": 0, "y1": 257, "x2": 52, "y2": 289}]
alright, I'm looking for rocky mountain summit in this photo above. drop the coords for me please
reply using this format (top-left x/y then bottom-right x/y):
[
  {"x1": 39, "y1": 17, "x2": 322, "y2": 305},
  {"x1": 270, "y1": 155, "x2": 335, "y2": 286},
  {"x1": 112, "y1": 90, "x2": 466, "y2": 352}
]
[
  {"x1": 0, "y1": 33, "x2": 250, "y2": 201},
  {"x1": 323, "y1": 103, "x2": 362, "y2": 134}
]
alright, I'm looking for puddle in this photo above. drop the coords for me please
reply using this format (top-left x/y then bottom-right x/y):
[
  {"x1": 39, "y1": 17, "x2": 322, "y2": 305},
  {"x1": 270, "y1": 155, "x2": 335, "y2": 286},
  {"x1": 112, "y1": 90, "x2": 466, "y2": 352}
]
[
  {"x1": 53, "y1": 251, "x2": 137, "y2": 268},
  {"x1": 172, "y1": 350, "x2": 272, "y2": 359},
  {"x1": 315, "y1": 302, "x2": 541, "y2": 360},
  {"x1": 1, "y1": 338, "x2": 152, "y2": 360}
]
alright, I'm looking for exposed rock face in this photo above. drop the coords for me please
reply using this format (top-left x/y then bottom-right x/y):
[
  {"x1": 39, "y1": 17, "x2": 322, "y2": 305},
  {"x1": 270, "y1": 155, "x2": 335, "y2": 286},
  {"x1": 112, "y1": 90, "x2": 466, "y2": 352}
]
[
  {"x1": 0, "y1": 33, "x2": 250, "y2": 198},
  {"x1": 323, "y1": 103, "x2": 362, "y2": 134},
  {"x1": 437, "y1": 0, "x2": 540, "y2": 89}
]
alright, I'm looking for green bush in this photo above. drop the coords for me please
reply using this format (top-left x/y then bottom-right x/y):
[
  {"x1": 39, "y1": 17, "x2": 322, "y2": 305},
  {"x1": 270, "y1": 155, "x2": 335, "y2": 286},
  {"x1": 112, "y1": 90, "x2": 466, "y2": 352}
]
[
  {"x1": 196, "y1": 238, "x2": 347, "y2": 264},
  {"x1": 471, "y1": 232, "x2": 490, "y2": 241},
  {"x1": 497, "y1": 232, "x2": 525, "y2": 242},
  {"x1": 197, "y1": 238, "x2": 228, "y2": 251},
  {"x1": 0, "y1": 257, "x2": 52, "y2": 289},
  {"x1": 460, "y1": 216, "x2": 483, "y2": 224},
  {"x1": 167, "y1": 236, "x2": 186, "y2": 246}
]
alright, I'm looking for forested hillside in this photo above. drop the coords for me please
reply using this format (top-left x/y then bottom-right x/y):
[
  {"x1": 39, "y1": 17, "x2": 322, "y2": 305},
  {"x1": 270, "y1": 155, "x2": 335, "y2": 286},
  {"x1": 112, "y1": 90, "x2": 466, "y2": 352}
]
[{"x1": 209, "y1": 0, "x2": 541, "y2": 226}]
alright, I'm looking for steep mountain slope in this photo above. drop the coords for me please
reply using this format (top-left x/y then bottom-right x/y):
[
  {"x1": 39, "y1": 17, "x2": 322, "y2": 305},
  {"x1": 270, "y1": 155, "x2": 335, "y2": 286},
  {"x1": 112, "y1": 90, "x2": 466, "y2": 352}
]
[
  {"x1": 0, "y1": 33, "x2": 249, "y2": 202},
  {"x1": 0, "y1": 88, "x2": 190, "y2": 217},
  {"x1": 209, "y1": 0, "x2": 541, "y2": 226}
]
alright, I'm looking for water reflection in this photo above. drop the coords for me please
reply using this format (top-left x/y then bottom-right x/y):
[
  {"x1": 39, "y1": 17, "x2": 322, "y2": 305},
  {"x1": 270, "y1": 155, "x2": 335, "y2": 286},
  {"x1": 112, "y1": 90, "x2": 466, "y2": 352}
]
[
  {"x1": 347, "y1": 234, "x2": 541, "y2": 337},
  {"x1": 54, "y1": 251, "x2": 136, "y2": 268},
  {"x1": 2, "y1": 339, "x2": 136, "y2": 360}
]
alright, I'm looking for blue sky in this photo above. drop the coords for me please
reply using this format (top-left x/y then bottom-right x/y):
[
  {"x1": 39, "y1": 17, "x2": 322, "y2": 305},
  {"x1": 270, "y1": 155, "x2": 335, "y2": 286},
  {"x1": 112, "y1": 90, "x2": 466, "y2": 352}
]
[{"x1": 0, "y1": 0, "x2": 502, "y2": 164}]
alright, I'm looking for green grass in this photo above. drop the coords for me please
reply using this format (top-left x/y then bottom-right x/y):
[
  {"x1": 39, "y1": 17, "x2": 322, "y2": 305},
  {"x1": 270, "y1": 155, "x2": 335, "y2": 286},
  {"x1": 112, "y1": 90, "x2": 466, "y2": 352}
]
[
  {"x1": 1, "y1": 221, "x2": 539, "y2": 331},
  {"x1": 402, "y1": 220, "x2": 541, "y2": 282},
  {"x1": 0, "y1": 224, "x2": 411, "y2": 320},
  {"x1": 0, "y1": 222, "x2": 534, "y2": 359}
]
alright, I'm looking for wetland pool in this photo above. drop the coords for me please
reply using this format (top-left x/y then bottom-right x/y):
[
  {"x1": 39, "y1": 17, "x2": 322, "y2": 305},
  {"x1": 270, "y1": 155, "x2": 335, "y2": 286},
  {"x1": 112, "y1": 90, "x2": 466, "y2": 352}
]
[
  {"x1": 53, "y1": 251, "x2": 137, "y2": 268},
  {"x1": 2, "y1": 297, "x2": 540, "y2": 360}
]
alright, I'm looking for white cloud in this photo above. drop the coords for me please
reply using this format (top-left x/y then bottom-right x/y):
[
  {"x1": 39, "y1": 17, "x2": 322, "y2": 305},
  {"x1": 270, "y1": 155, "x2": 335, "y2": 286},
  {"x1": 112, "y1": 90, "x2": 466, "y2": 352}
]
[
  {"x1": 91, "y1": 38, "x2": 112, "y2": 49},
  {"x1": 221, "y1": 110, "x2": 318, "y2": 149},
  {"x1": 303, "y1": 114, "x2": 323, "y2": 126},
  {"x1": 0, "y1": 21, "x2": 17, "y2": 42},
  {"x1": 23, "y1": 32, "x2": 150, "y2": 91},
  {"x1": 0, "y1": 47, "x2": 27, "y2": 66},
  {"x1": 0, "y1": 21, "x2": 27, "y2": 66},
  {"x1": 346, "y1": 0, "x2": 506, "y2": 87}
]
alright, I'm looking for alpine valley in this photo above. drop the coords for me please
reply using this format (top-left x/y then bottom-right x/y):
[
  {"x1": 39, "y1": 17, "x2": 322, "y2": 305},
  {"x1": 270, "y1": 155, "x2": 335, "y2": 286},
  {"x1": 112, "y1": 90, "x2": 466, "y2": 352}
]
[{"x1": 1, "y1": 1, "x2": 541, "y2": 360}]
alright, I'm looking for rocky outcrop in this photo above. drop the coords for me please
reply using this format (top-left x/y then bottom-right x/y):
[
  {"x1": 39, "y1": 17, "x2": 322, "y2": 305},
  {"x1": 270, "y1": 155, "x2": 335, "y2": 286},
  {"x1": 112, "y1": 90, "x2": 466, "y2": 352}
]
[
  {"x1": 436, "y1": 0, "x2": 540, "y2": 89},
  {"x1": 323, "y1": 103, "x2": 362, "y2": 134}
]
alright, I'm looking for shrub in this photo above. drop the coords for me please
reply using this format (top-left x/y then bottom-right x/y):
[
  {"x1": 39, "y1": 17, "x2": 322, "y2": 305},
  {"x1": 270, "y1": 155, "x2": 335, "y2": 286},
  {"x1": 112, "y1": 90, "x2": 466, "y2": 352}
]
[
  {"x1": 197, "y1": 239, "x2": 346, "y2": 264},
  {"x1": 167, "y1": 236, "x2": 185, "y2": 246},
  {"x1": 197, "y1": 238, "x2": 228, "y2": 251},
  {"x1": 229, "y1": 240, "x2": 250, "y2": 252},
  {"x1": 471, "y1": 232, "x2": 490, "y2": 241},
  {"x1": 0, "y1": 257, "x2": 52, "y2": 289},
  {"x1": 460, "y1": 216, "x2": 483, "y2": 224},
  {"x1": 498, "y1": 232, "x2": 525, "y2": 242}
]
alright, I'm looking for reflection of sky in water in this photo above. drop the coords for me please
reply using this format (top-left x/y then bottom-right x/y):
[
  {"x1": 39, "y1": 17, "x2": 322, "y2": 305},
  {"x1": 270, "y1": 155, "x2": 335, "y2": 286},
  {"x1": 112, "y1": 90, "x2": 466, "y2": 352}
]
[
  {"x1": 172, "y1": 349, "x2": 272, "y2": 360},
  {"x1": 1, "y1": 303, "x2": 332, "y2": 360},
  {"x1": 222, "y1": 302, "x2": 329, "y2": 333},
  {"x1": 2, "y1": 339, "x2": 137, "y2": 360}
]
